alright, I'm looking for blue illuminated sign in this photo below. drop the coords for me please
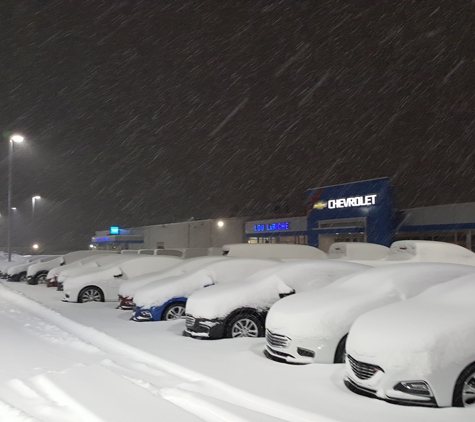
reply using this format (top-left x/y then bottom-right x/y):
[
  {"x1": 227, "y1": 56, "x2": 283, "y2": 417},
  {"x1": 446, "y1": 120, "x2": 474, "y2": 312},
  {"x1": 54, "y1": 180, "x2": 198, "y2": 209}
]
[
  {"x1": 254, "y1": 222, "x2": 290, "y2": 232},
  {"x1": 110, "y1": 226, "x2": 120, "y2": 235},
  {"x1": 94, "y1": 237, "x2": 111, "y2": 242}
]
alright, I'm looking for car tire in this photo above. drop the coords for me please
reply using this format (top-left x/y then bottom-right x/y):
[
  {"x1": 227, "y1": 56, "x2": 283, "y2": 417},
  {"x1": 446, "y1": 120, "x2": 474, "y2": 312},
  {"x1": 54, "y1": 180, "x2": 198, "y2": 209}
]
[
  {"x1": 78, "y1": 286, "x2": 104, "y2": 303},
  {"x1": 162, "y1": 302, "x2": 186, "y2": 320},
  {"x1": 334, "y1": 334, "x2": 348, "y2": 364},
  {"x1": 453, "y1": 361, "x2": 475, "y2": 407},
  {"x1": 35, "y1": 273, "x2": 48, "y2": 285},
  {"x1": 27, "y1": 275, "x2": 38, "y2": 285},
  {"x1": 226, "y1": 313, "x2": 264, "y2": 338},
  {"x1": 19, "y1": 272, "x2": 27, "y2": 283}
]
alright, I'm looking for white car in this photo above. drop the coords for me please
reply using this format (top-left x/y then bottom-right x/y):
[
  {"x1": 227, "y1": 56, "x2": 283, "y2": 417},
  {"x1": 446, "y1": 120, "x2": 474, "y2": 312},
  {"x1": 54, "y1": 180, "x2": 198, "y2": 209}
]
[
  {"x1": 222, "y1": 243, "x2": 327, "y2": 260},
  {"x1": 117, "y1": 256, "x2": 226, "y2": 309},
  {"x1": 132, "y1": 258, "x2": 281, "y2": 322},
  {"x1": 27, "y1": 250, "x2": 116, "y2": 285},
  {"x1": 327, "y1": 242, "x2": 389, "y2": 260},
  {"x1": 6, "y1": 256, "x2": 58, "y2": 282},
  {"x1": 385, "y1": 240, "x2": 475, "y2": 264},
  {"x1": 184, "y1": 261, "x2": 370, "y2": 339},
  {"x1": 265, "y1": 263, "x2": 475, "y2": 364},
  {"x1": 345, "y1": 274, "x2": 475, "y2": 408},
  {"x1": 46, "y1": 252, "x2": 119, "y2": 288},
  {"x1": 62, "y1": 255, "x2": 182, "y2": 303},
  {"x1": 0, "y1": 256, "x2": 43, "y2": 279}
]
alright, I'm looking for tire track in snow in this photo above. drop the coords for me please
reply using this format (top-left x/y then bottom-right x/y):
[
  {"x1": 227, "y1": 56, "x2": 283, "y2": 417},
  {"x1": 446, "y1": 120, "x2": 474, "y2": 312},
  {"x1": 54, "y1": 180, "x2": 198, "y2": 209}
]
[{"x1": 0, "y1": 283, "x2": 336, "y2": 422}]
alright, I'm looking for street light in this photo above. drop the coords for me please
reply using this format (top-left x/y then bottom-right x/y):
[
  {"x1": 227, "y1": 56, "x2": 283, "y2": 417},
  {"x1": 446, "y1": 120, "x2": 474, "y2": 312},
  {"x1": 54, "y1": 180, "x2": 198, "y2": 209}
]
[
  {"x1": 32, "y1": 195, "x2": 41, "y2": 231},
  {"x1": 7, "y1": 134, "x2": 24, "y2": 262}
]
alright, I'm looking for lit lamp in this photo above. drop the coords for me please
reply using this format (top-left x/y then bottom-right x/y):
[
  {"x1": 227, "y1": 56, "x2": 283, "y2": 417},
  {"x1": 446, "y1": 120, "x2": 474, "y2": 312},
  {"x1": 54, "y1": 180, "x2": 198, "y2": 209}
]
[
  {"x1": 217, "y1": 220, "x2": 224, "y2": 228},
  {"x1": 7, "y1": 134, "x2": 24, "y2": 262},
  {"x1": 32, "y1": 195, "x2": 41, "y2": 242}
]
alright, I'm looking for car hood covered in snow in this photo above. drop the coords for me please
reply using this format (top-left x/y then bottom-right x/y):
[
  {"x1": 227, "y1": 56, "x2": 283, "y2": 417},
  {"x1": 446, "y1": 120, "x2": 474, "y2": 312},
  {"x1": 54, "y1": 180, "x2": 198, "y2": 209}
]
[
  {"x1": 347, "y1": 274, "x2": 475, "y2": 376},
  {"x1": 119, "y1": 256, "x2": 226, "y2": 298},
  {"x1": 133, "y1": 258, "x2": 281, "y2": 309},
  {"x1": 186, "y1": 261, "x2": 370, "y2": 320},
  {"x1": 265, "y1": 263, "x2": 475, "y2": 340}
]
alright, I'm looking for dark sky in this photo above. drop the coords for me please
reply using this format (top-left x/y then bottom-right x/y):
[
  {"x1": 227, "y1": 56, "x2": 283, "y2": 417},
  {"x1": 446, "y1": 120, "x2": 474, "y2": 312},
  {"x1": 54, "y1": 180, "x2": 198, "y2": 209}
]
[{"x1": 0, "y1": 0, "x2": 474, "y2": 251}]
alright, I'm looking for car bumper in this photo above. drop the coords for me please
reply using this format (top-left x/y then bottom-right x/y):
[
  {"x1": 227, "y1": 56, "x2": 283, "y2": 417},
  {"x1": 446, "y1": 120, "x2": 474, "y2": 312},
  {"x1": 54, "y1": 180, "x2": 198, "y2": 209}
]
[
  {"x1": 184, "y1": 315, "x2": 226, "y2": 339},
  {"x1": 264, "y1": 330, "x2": 335, "y2": 364},
  {"x1": 344, "y1": 376, "x2": 438, "y2": 407},
  {"x1": 344, "y1": 354, "x2": 440, "y2": 407}
]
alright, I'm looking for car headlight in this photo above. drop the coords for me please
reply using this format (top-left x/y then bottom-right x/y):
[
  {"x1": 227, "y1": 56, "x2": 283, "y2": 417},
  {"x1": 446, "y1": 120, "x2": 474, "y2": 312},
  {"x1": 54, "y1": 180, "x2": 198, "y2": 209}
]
[{"x1": 394, "y1": 381, "x2": 434, "y2": 397}]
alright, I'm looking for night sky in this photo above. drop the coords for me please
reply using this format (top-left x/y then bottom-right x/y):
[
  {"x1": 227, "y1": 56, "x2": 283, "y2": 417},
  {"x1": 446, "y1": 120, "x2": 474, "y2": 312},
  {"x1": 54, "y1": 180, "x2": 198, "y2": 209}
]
[{"x1": 1, "y1": 0, "x2": 474, "y2": 251}]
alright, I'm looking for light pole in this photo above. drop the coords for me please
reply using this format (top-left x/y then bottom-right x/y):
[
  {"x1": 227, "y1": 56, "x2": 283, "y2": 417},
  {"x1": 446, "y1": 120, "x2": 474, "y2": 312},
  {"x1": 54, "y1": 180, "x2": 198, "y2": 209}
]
[
  {"x1": 7, "y1": 134, "x2": 24, "y2": 261},
  {"x1": 32, "y1": 196, "x2": 41, "y2": 238}
]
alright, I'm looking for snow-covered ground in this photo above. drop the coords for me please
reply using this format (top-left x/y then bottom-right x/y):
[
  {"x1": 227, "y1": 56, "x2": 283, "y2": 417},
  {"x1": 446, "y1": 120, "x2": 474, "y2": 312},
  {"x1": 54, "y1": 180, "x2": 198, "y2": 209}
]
[{"x1": 0, "y1": 280, "x2": 473, "y2": 421}]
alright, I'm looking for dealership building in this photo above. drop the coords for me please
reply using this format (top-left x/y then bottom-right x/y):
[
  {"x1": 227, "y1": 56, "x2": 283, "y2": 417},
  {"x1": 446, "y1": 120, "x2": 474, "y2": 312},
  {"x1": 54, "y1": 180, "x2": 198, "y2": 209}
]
[{"x1": 91, "y1": 178, "x2": 475, "y2": 252}]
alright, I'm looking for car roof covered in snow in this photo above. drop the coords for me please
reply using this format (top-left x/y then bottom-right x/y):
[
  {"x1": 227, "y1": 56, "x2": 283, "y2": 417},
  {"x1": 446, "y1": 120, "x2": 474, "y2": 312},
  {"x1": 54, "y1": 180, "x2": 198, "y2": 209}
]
[{"x1": 221, "y1": 243, "x2": 327, "y2": 260}]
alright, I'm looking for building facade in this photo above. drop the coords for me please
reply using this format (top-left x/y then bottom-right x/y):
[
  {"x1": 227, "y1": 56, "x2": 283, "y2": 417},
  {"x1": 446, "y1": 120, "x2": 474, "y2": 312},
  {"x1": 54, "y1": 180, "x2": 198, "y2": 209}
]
[{"x1": 92, "y1": 179, "x2": 475, "y2": 252}]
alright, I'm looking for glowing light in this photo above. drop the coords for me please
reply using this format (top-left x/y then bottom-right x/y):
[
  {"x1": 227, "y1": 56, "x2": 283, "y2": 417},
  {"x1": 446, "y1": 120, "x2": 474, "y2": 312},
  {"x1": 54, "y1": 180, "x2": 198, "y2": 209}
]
[
  {"x1": 10, "y1": 134, "x2": 24, "y2": 143},
  {"x1": 32, "y1": 244, "x2": 39, "y2": 250},
  {"x1": 217, "y1": 220, "x2": 224, "y2": 227}
]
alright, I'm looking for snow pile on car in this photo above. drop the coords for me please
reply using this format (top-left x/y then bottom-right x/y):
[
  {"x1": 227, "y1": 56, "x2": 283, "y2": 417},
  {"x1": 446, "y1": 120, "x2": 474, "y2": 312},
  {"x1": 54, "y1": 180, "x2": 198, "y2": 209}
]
[
  {"x1": 186, "y1": 261, "x2": 369, "y2": 320},
  {"x1": 386, "y1": 240, "x2": 475, "y2": 264},
  {"x1": 327, "y1": 242, "x2": 389, "y2": 260},
  {"x1": 266, "y1": 263, "x2": 475, "y2": 340},
  {"x1": 133, "y1": 258, "x2": 280, "y2": 309},
  {"x1": 119, "y1": 256, "x2": 225, "y2": 299},
  {"x1": 347, "y1": 274, "x2": 475, "y2": 377}
]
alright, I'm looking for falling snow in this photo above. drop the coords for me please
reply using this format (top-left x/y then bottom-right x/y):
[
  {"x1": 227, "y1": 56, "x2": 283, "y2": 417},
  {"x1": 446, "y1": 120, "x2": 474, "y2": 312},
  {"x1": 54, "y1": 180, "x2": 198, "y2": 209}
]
[{"x1": 0, "y1": 0, "x2": 474, "y2": 251}]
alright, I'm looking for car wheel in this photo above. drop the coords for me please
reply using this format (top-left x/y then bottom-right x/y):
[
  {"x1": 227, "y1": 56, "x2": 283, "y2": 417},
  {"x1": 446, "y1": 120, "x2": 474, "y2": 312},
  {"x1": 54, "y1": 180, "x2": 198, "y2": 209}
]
[
  {"x1": 226, "y1": 313, "x2": 264, "y2": 338},
  {"x1": 453, "y1": 362, "x2": 475, "y2": 407},
  {"x1": 334, "y1": 334, "x2": 348, "y2": 363},
  {"x1": 19, "y1": 272, "x2": 27, "y2": 282},
  {"x1": 78, "y1": 287, "x2": 104, "y2": 303},
  {"x1": 35, "y1": 273, "x2": 48, "y2": 285},
  {"x1": 162, "y1": 302, "x2": 186, "y2": 320}
]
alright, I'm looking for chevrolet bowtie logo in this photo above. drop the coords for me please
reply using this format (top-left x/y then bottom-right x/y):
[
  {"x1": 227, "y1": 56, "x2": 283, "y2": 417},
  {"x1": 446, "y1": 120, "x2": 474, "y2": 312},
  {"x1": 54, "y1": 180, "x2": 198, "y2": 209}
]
[{"x1": 313, "y1": 201, "x2": 327, "y2": 210}]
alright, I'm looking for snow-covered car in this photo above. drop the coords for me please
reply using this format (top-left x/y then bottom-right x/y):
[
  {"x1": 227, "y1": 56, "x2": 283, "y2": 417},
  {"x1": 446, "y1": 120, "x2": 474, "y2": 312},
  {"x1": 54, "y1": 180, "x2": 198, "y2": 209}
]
[
  {"x1": 132, "y1": 258, "x2": 281, "y2": 322},
  {"x1": 327, "y1": 242, "x2": 389, "y2": 260},
  {"x1": 117, "y1": 256, "x2": 226, "y2": 309},
  {"x1": 48, "y1": 253, "x2": 127, "y2": 289},
  {"x1": 62, "y1": 255, "x2": 182, "y2": 303},
  {"x1": 385, "y1": 240, "x2": 475, "y2": 264},
  {"x1": 184, "y1": 261, "x2": 370, "y2": 339},
  {"x1": 0, "y1": 256, "x2": 40, "y2": 278},
  {"x1": 46, "y1": 251, "x2": 119, "y2": 287},
  {"x1": 264, "y1": 263, "x2": 475, "y2": 365},
  {"x1": 345, "y1": 274, "x2": 475, "y2": 408},
  {"x1": 222, "y1": 243, "x2": 327, "y2": 260},
  {"x1": 27, "y1": 250, "x2": 115, "y2": 285},
  {"x1": 6, "y1": 256, "x2": 59, "y2": 282}
]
